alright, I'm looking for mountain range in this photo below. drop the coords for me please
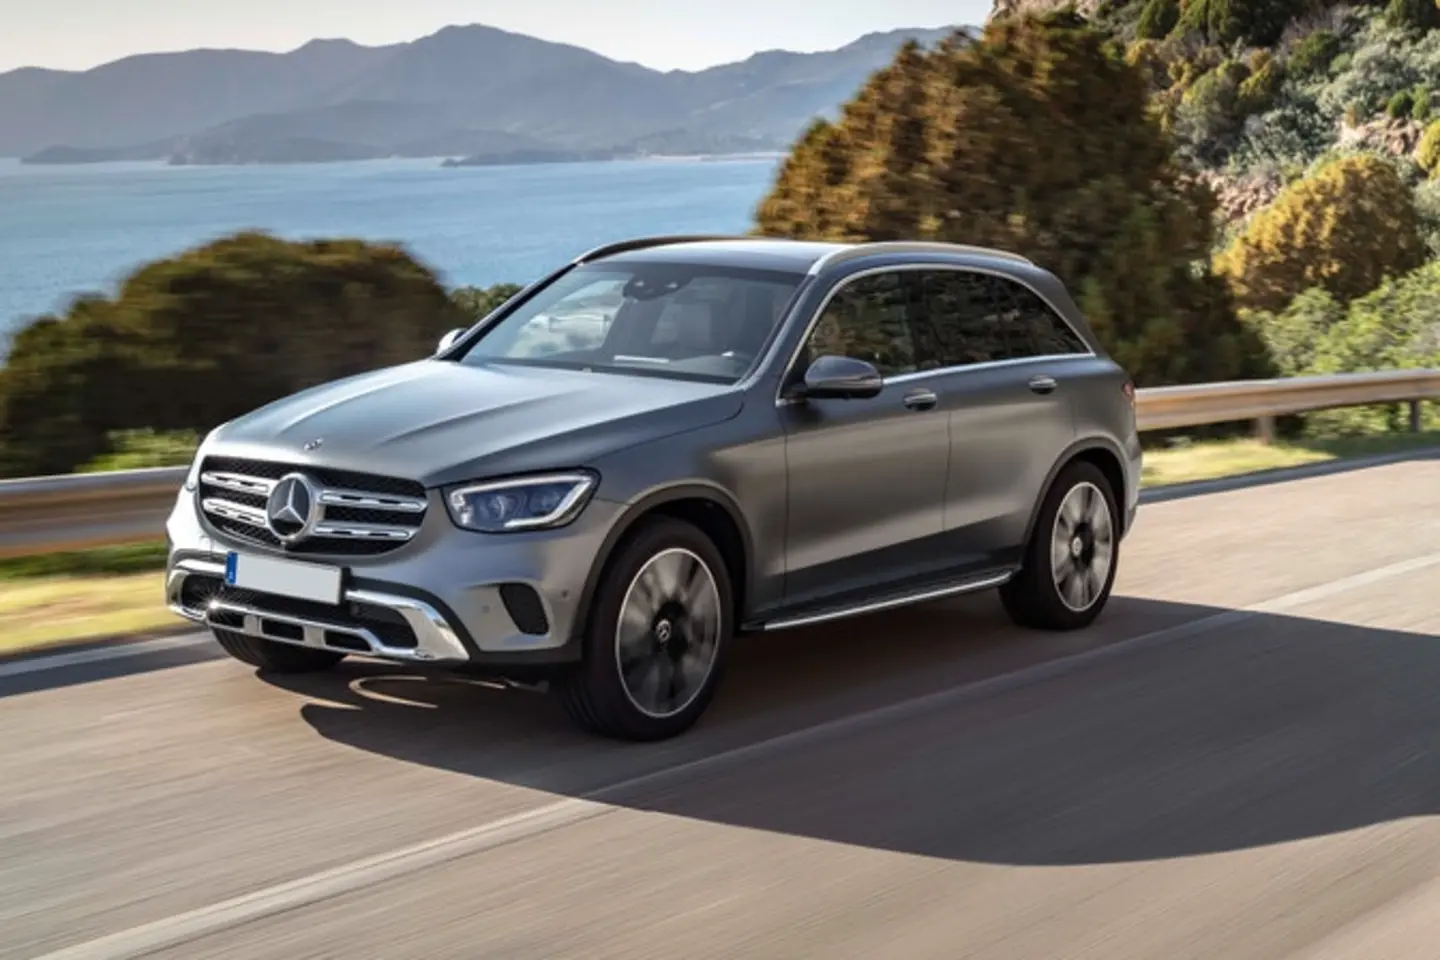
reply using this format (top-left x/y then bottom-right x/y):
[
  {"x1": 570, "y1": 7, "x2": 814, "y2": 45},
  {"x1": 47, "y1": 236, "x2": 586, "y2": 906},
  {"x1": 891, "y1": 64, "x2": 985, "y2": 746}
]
[{"x1": 0, "y1": 24, "x2": 961, "y2": 166}]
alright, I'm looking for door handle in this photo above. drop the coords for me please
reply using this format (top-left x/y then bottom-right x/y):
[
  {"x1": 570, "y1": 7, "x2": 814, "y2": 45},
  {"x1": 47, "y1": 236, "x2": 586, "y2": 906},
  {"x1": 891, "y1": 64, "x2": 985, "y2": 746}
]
[
  {"x1": 1028, "y1": 375, "x2": 1058, "y2": 395},
  {"x1": 903, "y1": 389, "x2": 938, "y2": 411}
]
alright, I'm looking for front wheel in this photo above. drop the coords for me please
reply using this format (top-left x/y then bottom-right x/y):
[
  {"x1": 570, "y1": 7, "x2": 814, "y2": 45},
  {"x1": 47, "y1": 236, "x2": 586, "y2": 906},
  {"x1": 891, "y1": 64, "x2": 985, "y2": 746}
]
[
  {"x1": 557, "y1": 517, "x2": 733, "y2": 741},
  {"x1": 1000, "y1": 461, "x2": 1120, "y2": 631}
]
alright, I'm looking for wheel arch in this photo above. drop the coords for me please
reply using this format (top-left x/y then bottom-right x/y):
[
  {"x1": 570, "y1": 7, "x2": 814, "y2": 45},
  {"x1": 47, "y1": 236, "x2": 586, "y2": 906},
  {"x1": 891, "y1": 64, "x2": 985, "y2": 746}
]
[
  {"x1": 1022, "y1": 438, "x2": 1130, "y2": 548},
  {"x1": 572, "y1": 483, "x2": 755, "y2": 647}
]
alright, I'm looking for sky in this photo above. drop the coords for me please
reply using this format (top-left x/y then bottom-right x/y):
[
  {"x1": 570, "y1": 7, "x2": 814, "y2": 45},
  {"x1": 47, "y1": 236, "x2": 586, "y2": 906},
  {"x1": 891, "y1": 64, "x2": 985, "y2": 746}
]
[{"x1": 0, "y1": 0, "x2": 992, "y2": 74}]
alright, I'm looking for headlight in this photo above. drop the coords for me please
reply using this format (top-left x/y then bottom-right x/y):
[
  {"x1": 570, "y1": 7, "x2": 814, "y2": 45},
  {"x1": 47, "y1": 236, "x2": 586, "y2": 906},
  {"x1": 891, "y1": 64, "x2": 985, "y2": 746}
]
[{"x1": 444, "y1": 471, "x2": 598, "y2": 533}]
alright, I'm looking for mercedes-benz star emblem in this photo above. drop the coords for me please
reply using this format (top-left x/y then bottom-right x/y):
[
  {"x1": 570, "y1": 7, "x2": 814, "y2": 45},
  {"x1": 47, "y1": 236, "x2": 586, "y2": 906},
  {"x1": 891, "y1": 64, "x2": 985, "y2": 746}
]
[{"x1": 266, "y1": 473, "x2": 320, "y2": 543}]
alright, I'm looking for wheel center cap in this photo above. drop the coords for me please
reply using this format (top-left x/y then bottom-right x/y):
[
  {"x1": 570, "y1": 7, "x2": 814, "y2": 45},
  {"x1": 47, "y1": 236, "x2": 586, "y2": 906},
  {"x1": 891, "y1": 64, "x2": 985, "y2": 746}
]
[
  {"x1": 654, "y1": 619, "x2": 673, "y2": 644},
  {"x1": 1071, "y1": 536, "x2": 1085, "y2": 559}
]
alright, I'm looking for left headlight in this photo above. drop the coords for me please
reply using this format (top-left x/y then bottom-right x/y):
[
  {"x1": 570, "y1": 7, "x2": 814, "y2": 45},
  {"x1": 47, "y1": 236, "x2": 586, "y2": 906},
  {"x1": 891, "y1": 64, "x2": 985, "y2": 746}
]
[{"x1": 444, "y1": 471, "x2": 598, "y2": 533}]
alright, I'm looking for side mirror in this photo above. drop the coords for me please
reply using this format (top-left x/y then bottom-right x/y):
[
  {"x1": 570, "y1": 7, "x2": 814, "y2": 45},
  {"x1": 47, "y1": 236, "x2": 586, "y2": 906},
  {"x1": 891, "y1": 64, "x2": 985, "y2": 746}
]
[
  {"x1": 435, "y1": 327, "x2": 464, "y2": 355},
  {"x1": 797, "y1": 355, "x2": 884, "y2": 400}
]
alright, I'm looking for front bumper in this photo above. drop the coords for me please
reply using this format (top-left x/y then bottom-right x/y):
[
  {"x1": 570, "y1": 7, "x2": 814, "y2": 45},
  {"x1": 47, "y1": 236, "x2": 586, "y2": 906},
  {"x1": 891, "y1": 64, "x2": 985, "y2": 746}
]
[
  {"x1": 164, "y1": 481, "x2": 625, "y2": 669},
  {"x1": 167, "y1": 558, "x2": 472, "y2": 664}
]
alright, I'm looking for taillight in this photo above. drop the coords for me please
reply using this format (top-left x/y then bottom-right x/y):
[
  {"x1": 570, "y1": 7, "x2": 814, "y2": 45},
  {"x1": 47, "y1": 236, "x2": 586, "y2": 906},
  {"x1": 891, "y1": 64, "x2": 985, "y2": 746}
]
[{"x1": 1121, "y1": 379, "x2": 1135, "y2": 406}]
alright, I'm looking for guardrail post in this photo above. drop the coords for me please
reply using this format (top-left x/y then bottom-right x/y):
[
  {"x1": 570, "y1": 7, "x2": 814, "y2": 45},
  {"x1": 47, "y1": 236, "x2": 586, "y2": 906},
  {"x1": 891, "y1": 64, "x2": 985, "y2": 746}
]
[
  {"x1": 1409, "y1": 400, "x2": 1423, "y2": 433},
  {"x1": 1255, "y1": 415, "x2": 1276, "y2": 445}
]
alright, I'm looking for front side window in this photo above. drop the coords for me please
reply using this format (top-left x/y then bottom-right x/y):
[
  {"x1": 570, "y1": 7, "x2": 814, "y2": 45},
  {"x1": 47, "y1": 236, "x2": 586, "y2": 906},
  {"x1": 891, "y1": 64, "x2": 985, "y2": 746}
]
[
  {"x1": 459, "y1": 262, "x2": 803, "y2": 384},
  {"x1": 804, "y1": 272, "x2": 917, "y2": 378}
]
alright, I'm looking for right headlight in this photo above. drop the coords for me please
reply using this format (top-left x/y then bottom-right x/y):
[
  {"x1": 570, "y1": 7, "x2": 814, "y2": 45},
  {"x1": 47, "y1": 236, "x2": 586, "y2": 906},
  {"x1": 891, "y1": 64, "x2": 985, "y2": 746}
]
[{"x1": 444, "y1": 471, "x2": 598, "y2": 533}]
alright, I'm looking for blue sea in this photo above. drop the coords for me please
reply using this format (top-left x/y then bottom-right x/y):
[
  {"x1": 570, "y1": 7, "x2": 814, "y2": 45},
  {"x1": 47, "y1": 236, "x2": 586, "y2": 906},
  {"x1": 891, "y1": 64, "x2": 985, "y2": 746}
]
[{"x1": 0, "y1": 156, "x2": 782, "y2": 352}]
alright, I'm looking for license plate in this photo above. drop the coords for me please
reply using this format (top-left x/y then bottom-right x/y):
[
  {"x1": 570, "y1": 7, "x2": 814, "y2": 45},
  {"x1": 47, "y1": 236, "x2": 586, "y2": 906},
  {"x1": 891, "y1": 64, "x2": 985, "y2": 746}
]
[{"x1": 225, "y1": 552, "x2": 343, "y2": 606}]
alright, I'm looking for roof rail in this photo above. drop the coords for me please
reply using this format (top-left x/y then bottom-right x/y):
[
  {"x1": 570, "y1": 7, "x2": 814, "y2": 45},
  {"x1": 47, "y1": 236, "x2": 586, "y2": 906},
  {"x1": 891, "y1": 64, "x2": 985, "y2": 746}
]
[
  {"x1": 807, "y1": 241, "x2": 1034, "y2": 275},
  {"x1": 573, "y1": 235, "x2": 752, "y2": 264}
]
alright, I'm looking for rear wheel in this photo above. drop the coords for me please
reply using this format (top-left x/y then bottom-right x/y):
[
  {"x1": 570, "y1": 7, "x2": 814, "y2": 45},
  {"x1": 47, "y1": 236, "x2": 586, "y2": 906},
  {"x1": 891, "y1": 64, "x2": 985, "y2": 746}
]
[
  {"x1": 211, "y1": 628, "x2": 346, "y2": 673},
  {"x1": 1000, "y1": 461, "x2": 1119, "y2": 631},
  {"x1": 557, "y1": 517, "x2": 732, "y2": 741}
]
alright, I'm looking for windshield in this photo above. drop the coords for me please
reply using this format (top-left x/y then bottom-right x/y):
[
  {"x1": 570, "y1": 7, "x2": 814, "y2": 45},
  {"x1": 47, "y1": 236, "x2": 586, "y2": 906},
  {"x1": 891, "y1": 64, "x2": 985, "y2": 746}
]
[{"x1": 457, "y1": 261, "x2": 805, "y2": 384}]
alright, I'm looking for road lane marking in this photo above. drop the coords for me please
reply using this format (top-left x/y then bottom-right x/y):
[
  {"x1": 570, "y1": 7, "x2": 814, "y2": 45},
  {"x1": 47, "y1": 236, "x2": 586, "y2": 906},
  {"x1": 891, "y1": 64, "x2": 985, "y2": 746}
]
[{"x1": 31, "y1": 546, "x2": 1440, "y2": 960}]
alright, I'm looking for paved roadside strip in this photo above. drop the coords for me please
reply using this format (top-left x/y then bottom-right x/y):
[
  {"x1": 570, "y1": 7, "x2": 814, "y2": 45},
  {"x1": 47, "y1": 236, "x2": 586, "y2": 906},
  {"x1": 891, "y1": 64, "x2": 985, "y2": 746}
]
[{"x1": 31, "y1": 544, "x2": 1440, "y2": 960}]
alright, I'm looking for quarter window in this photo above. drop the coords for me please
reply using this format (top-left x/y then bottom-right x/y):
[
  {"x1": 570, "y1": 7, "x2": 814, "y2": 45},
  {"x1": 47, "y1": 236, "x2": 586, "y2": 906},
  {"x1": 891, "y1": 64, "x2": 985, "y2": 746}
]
[
  {"x1": 992, "y1": 277, "x2": 1090, "y2": 357},
  {"x1": 805, "y1": 272, "x2": 917, "y2": 378}
]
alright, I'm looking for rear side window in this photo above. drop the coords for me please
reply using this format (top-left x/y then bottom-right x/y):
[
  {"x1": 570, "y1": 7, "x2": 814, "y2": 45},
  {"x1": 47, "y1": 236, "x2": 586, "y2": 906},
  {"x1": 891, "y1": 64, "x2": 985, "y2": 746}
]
[
  {"x1": 806, "y1": 272, "x2": 917, "y2": 377},
  {"x1": 992, "y1": 277, "x2": 1090, "y2": 357},
  {"x1": 912, "y1": 269, "x2": 1026, "y2": 367}
]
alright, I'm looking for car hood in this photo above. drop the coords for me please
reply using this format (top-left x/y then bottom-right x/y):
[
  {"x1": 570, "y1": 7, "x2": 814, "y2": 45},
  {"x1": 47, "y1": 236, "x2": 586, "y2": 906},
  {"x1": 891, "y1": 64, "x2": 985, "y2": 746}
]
[{"x1": 210, "y1": 359, "x2": 745, "y2": 488}]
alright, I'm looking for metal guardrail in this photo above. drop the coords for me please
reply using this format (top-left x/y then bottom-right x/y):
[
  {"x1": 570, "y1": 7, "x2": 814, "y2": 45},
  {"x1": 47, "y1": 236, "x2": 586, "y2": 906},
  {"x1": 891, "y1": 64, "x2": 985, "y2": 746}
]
[{"x1": 1, "y1": 369, "x2": 1437, "y2": 560}]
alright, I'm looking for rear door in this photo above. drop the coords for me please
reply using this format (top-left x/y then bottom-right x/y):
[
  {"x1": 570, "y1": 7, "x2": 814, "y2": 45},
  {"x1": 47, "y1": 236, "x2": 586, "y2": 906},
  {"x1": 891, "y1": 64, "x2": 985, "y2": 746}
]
[{"x1": 909, "y1": 269, "x2": 1086, "y2": 570}]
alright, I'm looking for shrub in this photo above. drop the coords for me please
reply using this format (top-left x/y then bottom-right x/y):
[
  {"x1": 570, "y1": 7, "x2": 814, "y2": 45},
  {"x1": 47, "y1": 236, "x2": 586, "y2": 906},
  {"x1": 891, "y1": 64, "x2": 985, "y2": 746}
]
[
  {"x1": 1240, "y1": 287, "x2": 1346, "y2": 376},
  {"x1": 1415, "y1": 178, "x2": 1440, "y2": 255},
  {"x1": 1137, "y1": 0, "x2": 1182, "y2": 38},
  {"x1": 0, "y1": 232, "x2": 461, "y2": 477},
  {"x1": 1288, "y1": 29, "x2": 1343, "y2": 77},
  {"x1": 1418, "y1": 119, "x2": 1440, "y2": 174},
  {"x1": 1386, "y1": 89, "x2": 1416, "y2": 116},
  {"x1": 1214, "y1": 153, "x2": 1428, "y2": 312},
  {"x1": 1176, "y1": 0, "x2": 1309, "y2": 47},
  {"x1": 1317, "y1": 22, "x2": 1440, "y2": 124},
  {"x1": 1384, "y1": 0, "x2": 1439, "y2": 32},
  {"x1": 1306, "y1": 261, "x2": 1440, "y2": 433},
  {"x1": 756, "y1": 11, "x2": 1269, "y2": 387}
]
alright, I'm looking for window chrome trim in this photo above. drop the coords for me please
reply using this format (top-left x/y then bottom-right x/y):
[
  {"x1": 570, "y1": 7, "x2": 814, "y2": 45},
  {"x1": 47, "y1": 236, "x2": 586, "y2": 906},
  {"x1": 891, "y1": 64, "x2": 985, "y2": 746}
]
[{"x1": 771, "y1": 262, "x2": 1096, "y2": 408}]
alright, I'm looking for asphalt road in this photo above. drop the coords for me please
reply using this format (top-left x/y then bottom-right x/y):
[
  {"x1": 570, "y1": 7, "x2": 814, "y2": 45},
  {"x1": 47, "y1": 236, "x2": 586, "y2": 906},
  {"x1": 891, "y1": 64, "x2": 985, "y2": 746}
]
[{"x1": 3, "y1": 452, "x2": 1440, "y2": 960}]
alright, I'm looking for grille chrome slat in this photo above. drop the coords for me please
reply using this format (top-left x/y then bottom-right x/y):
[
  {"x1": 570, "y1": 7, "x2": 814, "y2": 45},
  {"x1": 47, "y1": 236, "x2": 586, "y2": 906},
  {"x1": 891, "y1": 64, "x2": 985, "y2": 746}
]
[
  {"x1": 197, "y1": 456, "x2": 427, "y2": 556},
  {"x1": 313, "y1": 522, "x2": 417, "y2": 542},
  {"x1": 201, "y1": 497, "x2": 269, "y2": 528},
  {"x1": 200, "y1": 472, "x2": 276, "y2": 496},
  {"x1": 318, "y1": 489, "x2": 427, "y2": 513}
]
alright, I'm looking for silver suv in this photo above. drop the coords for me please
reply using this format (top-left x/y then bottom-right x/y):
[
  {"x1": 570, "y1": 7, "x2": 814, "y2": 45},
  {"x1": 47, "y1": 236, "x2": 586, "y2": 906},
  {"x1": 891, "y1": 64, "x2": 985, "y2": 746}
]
[{"x1": 165, "y1": 236, "x2": 1142, "y2": 740}]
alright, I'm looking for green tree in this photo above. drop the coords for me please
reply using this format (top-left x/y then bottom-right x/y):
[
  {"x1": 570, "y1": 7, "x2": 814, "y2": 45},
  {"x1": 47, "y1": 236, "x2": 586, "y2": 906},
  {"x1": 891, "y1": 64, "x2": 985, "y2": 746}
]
[
  {"x1": 756, "y1": 11, "x2": 1269, "y2": 386},
  {"x1": 0, "y1": 232, "x2": 460, "y2": 477},
  {"x1": 1214, "y1": 154, "x2": 1428, "y2": 313}
]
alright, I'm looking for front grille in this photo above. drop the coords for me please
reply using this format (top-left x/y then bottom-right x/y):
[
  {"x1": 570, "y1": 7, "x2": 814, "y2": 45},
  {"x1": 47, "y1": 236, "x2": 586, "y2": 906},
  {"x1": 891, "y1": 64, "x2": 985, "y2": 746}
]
[{"x1": 197, "y1": 456, "x2": 428, "y2": 557}]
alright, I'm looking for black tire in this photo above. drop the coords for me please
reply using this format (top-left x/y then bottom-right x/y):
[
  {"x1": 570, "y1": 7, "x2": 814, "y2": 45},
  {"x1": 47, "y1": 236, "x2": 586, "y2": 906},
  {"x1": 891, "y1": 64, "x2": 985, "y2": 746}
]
[
  {"x1": 211, "y1": 628, "x2": 346, "y2": 673},
  {"x1": 557, "y1": 516, "x2": 734, "y2": 741},
  {"x1": 1000, "y1": 460, "x2": 1120, "y2": 631}
]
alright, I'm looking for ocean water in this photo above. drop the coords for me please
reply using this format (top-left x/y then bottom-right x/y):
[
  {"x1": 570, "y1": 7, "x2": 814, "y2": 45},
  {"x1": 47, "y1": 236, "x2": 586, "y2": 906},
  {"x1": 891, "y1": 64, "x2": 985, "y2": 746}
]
[{"x1": 0, "y1": 156, "x2": 782, "y2": 350}]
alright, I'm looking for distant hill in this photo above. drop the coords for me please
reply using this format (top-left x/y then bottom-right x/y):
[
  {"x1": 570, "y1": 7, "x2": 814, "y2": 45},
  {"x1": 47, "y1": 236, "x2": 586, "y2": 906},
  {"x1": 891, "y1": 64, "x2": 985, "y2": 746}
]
[{"x1": 1, "y1": 25, "x2": 961, "y2": 165}]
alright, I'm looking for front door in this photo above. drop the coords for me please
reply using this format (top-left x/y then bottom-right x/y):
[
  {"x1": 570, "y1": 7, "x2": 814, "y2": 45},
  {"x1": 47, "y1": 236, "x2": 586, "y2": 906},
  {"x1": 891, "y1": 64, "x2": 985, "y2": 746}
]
[{"x1": 779, "y1": 270, "x2": 952, "y2": 609}]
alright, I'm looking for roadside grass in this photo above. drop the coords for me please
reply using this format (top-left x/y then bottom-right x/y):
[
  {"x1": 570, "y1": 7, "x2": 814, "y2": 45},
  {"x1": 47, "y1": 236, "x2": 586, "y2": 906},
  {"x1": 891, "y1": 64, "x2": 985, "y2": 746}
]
[
  {"x1": 2, "y1": 429, "x2": 1437, "y2": 657},
  {"x1": 1140, "y1": 430, "x2": 1440, "y2": 488}
]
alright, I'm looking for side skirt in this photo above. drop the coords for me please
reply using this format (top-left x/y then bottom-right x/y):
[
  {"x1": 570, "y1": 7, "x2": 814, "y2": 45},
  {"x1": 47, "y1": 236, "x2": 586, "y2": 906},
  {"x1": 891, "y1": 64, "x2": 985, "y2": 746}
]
[{"x1": 745, "y1": 567, "x2": 1018, "y2": 633}]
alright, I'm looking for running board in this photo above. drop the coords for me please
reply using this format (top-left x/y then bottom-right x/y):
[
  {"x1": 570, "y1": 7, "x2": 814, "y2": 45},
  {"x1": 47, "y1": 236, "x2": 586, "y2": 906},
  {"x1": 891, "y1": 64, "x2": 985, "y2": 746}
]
[{"x1": 754, "y1": 570, "x2": 1016, "y2": 632}]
